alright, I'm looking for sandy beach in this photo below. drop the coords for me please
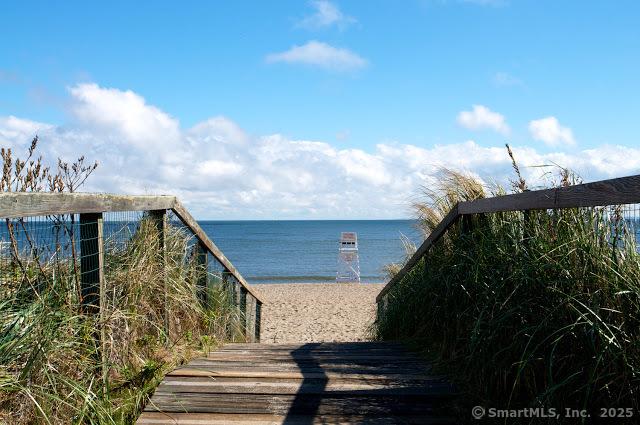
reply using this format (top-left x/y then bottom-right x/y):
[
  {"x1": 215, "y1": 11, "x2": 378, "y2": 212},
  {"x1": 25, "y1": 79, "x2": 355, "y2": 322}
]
[{"x1": 253, "y1": 283, "x2": 384, "y2": 343}]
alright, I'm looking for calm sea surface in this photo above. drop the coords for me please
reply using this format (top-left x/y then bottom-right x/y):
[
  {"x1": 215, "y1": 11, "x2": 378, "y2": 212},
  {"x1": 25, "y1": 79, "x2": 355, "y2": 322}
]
[{"x1": 198, "y1": 220, "x2": 421, "y2": 283}]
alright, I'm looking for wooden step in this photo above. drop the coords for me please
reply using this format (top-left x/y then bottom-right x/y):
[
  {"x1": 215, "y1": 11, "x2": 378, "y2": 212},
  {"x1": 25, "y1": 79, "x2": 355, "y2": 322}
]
[
  {"x1": 137, "y1": 412, "x2": 455, "y2": 424},
  {"x1": 138, "y1": 342, "x2": 456, "y2": 424}
]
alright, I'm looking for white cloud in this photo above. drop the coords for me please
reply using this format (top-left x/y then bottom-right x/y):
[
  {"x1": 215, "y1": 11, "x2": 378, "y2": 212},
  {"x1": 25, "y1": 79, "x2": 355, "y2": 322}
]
[
  {"x1": 69, "y1": 83, "x2": 180, "y2": 149},
  {"x1": 1, "y1": 84, "x2": 637, "y2": 219},
  {"x1": 297, "y1": 0, "x2": 356, "y2": 29},
  {"x1": 528, "y1": 116, "x2": 576, "y2": 147},
  {"x1": 266, "y1": 41, "x2": 367, "y2": 72},
  {"x1": 0, "y1": 116, "x2": 53, "y2": 142},
  {"x1": 457, "y1": 105, "x2": 510, "y2": 135}
]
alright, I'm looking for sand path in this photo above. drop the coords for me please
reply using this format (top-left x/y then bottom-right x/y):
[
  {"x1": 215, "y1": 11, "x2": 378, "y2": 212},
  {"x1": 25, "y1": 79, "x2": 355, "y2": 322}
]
[{"x1": 253, "y1": 283, "x2": 384, "y2": 343}]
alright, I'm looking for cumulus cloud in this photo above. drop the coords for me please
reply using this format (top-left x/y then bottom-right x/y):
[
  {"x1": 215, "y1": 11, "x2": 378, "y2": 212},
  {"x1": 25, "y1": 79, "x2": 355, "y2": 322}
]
[
  {"x1": 297, "y1": 1, "x2": 356, "y2": 29},
  {"x1": 266, "y1": 41, "x2": 367, "y2": 72},
  {"x1": 457, "y1": 105, "x2": 510, "y2": 135},
  {"x1": 528, "y1": 116, "x2": 576, "y2": 147},
  {"x1": 69, "y1": 83, "x2": 180, "y2": 149},
  {"x1": 1, "y1": 84, "x2": 637, "y2": 219}
]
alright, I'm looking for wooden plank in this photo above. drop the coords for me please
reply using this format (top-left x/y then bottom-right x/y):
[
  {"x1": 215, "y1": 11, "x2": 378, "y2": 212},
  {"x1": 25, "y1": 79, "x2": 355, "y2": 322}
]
[
  {"x1": 188, "y1": 357, "x2": 429, "y2": 366},
  {"x1": 376, "y1": 206, "x2": 460, "y2": 302},
  {"x1": 183, "y1": 362, "x2": 430, "y2": 374},
  {"x1": 199, "y1": 354, "x2": 423, "y2": 362},
  {"x1": 167, "y1": 367, "x2": 435, "y2": 381},
  {"x1": 377, "y1": 174, "x2": 640, "y2": 303},
  {"x1": 222, "y1": 342, "x2": 407, "y2": 349},
  {"x1": 0, "y1": 192, "x2": 262, "y2": 303},
  {"x1": 171, "y1": 200, "x2": 263, "y2": 303},
  {"x1": 159, "y1": 374, "x2": 446, "y2": 384},
  {"x1": 156, "y1": 377, "x2": 453, "y2": 395},
  {"x1": 137, "y1": 412, "x2": 454, "y2": 424},
  {"x1": 143, "y1": 392, "x2": 446, "y2": 415},
  {"x1": 212, "y1": 348, "x2": 410, "y2": 353},
  {"x1": 142, "y1": 342, "x2": 456, "y2": 423},
  {"x1": 458, "y1": 173, "x2": 640, "y2": 214},
  {"x1": 0, "y1": 192, "x2": 176, "y2": 218}
]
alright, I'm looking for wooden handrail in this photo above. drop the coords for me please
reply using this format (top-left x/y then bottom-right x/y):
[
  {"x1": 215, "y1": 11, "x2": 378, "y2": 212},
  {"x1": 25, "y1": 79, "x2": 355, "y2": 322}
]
[
  {"x1": 377, "y1": 173, "x2": 640, "y2": 302},
  {"x1": 0, "y1": 193, "x2": 177, "y2": 217},
  {"x1": 0, "y1": 192, "x2": 263, "y2": 304},
  {"x1": 171, "y1": 200, "x2": 262, "y2": 302}
]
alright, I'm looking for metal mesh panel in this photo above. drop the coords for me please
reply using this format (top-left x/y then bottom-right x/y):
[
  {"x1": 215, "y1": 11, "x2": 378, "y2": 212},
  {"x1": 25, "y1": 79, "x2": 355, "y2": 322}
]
[
  {"x1": 0, "y1": 214, "x2": 81, "y2": 298},
  {"x1": 102, "y1": 211, "x2": 145, "y2": 253}
]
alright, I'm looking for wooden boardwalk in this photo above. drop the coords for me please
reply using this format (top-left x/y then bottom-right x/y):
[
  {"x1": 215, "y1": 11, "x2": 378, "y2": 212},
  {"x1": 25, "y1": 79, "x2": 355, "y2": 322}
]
[{"x1": 137, "y1": 342, "x2": 455, "y2": 424}]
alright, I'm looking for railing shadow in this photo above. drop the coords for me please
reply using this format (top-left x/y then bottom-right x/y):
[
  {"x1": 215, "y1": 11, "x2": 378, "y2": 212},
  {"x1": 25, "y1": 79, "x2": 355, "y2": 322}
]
[
  {"x1": 281, "y1": 342, "x2": 456, "y2": 423},
  {"x1": 283, "y1": 343, "x2": 327, "y2": 424}
]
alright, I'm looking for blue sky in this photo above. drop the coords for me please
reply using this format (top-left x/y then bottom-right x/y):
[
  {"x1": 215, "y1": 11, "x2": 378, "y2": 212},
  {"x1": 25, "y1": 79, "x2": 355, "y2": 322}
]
[{"x1": 1, "y1": 1, "x2": 639, "y2": 219}]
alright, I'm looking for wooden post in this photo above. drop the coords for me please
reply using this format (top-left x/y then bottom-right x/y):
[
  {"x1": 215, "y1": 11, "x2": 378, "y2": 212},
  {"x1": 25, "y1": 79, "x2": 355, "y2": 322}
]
[
  {"x1": 222, "y1": 270, "x2": 233, "y2": 304},
  {"x1": 149, "y1": 210, "x2": 169, "y2": 341},
  {"x1": 79, "y1": 212, "x2": 107, "y2": 388},
  {"x1": 239, "y1": 286, "x2": 248, "y2": 337},
  {"x1": 246, "y1": 295, "x2": 255, "y2": 343},
  {"x1": 195, "y1": 242, "x2": 208, "y2": 306},
  {"x1": 254, "y1": 301, "x2": 261, "y2": 343},
  {"x1": 80, "y1": 213, "x2": 104, "y2": 315}
]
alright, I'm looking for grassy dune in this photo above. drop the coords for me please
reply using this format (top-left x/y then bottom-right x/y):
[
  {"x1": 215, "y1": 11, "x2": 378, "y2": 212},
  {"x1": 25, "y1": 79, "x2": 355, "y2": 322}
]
[
  {"x1": 375, "y1": 168, "x2": 640, "y2": 420},
  {"x1": 0, "y1": 217, "x2": 244, "y2": 423}
]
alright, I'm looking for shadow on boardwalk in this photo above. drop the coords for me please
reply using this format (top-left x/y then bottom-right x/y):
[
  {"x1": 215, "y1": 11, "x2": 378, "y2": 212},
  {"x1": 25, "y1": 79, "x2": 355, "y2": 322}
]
[{"x1": 137, "y1": 341, "x2": 456, "y2": 424}]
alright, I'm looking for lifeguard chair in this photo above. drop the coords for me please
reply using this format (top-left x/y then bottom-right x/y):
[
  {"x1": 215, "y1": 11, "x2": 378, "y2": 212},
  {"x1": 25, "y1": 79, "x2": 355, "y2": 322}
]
[{"x1": 336, "y1": 232, "x2": 360, "y2": 283}]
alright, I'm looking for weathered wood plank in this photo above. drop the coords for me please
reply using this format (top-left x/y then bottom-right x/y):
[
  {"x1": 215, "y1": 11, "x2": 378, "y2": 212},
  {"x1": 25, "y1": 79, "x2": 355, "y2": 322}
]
[
  {"x1": 144, "y1": 392, "x2": 446, "y2": 415},
  {"x1": 188, "y1": 357, "x2": 429, "y2": 367},
  {"x1": 167, "y1": 367, "x2": 435, "y2": 380},
  {"x1": 458, "y1": 173, "x2": 640, "y2": 214},
  {"x1": 171, "y1": 200, "x2": 263, "y2": 303},
  {"x1": 377, "y1": 173, "x2": 640, "y2": 302},
  {"x1": 197, "y1": 355, "x2": 424, "y2": 363},
  {"x1": 0, "y1": 192, "x2": 262, "y2": 304},
  {"x1": 156, "y1": 377, "x2": 454, "y2": 395},
  {"x1": 137, "y1": 412, "x2": 454, "y2": 424},
  {"x1": 0, "y1": 192, "x2": 176, "y2": 218},
  {"x1": 141, "y1": 342, "x2": 456, "y2": 423},
  {"x1": 221, "y1": 342, "x2": 407, "y2": 349}
]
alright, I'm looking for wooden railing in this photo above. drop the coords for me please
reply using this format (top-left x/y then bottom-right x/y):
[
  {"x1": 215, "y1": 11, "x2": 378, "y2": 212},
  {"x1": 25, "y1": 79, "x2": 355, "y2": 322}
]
[
  {"x1": 0, "y1": 192, "x2": 263, "y2": 342},
  {"x1": 377, "y1": 174, "x2": 640, "y2": 305}
]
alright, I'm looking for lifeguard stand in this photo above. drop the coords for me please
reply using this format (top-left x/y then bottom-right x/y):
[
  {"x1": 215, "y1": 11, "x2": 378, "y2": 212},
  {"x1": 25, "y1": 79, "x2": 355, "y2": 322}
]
[{"x1": 336, "y1": 232, "x2": 360, "y2": 283}]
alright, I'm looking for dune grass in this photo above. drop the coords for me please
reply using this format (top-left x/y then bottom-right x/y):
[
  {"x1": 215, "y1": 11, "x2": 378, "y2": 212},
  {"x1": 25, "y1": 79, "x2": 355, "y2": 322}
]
[
  {"x1": 0, "y1": 216, "x2": 245, "y2": 423},
  {"x1": 375, "y1": 167, "x2": 640, "y2": 420}
]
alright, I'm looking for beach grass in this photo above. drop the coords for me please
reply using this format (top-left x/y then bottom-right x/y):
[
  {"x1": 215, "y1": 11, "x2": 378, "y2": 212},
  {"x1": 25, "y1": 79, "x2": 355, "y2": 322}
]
[
  {"x1": 0, "y1": 216, "x2": 244, "y2": 424},
  {"x1": 375, "y1": 167, "x2": 640, "y2": 421}
]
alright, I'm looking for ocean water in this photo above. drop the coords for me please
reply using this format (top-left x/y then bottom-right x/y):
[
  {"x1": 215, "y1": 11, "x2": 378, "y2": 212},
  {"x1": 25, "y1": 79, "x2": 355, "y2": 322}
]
[{"x1": 198, "y1": 220, "x2": 422, "y2": 284}]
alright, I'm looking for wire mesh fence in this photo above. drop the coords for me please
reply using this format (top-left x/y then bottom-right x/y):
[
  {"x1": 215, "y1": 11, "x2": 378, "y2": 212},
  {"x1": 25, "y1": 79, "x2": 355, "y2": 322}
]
[
  {"x1": 0, "y1": 194, "x2": 263, "y2": 422},
  {"x1": 0, "y1": 214, "x2": 82, "y2": 300},
  {"x1": 0, "y1": 206, "x2": 258, "y2": 378}
]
